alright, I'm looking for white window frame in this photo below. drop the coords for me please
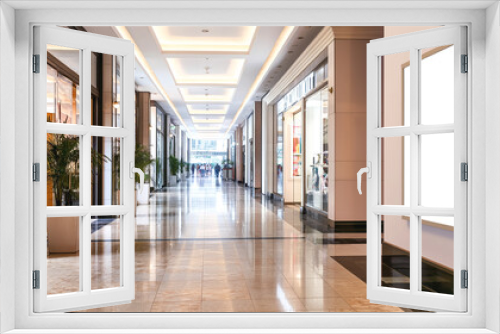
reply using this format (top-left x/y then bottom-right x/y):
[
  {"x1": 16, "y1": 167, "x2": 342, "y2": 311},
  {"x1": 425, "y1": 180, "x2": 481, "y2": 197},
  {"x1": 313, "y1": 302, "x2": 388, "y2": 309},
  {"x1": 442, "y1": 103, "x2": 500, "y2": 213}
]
[
  {"x1": 33, "y1": 25, "x2": 136, "y2": 313},
  {"x1": 2, "y1": 2, "x2": 497, "y2": 333},
  {"x1": 366, "y1": 26, "x2": 467, "y2": 312}
]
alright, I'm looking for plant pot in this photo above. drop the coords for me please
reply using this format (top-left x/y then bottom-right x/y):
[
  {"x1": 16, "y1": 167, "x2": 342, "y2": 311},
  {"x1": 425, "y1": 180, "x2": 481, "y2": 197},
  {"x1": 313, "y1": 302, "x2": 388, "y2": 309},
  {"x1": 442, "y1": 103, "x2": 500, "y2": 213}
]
[
  {"x1": 47, "y1": 217, "x2": 79, "y2": 254},
  {"x1": 136, "y1": 182, "x2": 150, "y2": 205}
]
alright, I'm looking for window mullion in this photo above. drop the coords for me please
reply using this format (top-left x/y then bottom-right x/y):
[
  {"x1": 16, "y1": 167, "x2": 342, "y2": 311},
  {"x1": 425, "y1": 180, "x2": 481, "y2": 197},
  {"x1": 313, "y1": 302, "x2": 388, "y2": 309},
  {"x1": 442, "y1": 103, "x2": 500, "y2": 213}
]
[
  {"x1": 409, "y1": 47, "x2": 420, "y2": 294},
  {"x1": 82, "y1": 48, "x2": 92, "y2": 294}
]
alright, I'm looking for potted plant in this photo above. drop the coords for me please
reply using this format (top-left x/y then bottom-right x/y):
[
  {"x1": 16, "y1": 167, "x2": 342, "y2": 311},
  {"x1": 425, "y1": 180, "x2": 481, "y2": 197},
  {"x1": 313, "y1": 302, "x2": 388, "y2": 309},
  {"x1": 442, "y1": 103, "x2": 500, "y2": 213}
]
[
  {"x1": 47, "y1": 133, "x2": 109, "y2": 253},
  {"x1": 47, "y1": 134, "x2": 80, "y2": 206},
  {"x1": 169, "y1": 155, "x2": 180, "y2": 185},
  {"x1": 221, "y1": 159, "x2": 234, "y2": 180},
  {"x1": 180, "y1": 159, "x2": 187, "y2": 181},
  {"x1": 135, "y1": 144, "x2": 154, "y2": 205}
]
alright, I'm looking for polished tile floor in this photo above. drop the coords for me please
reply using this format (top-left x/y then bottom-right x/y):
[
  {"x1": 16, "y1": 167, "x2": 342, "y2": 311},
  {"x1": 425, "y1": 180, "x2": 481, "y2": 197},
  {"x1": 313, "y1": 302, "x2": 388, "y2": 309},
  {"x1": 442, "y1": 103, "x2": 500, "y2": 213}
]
[{"x1": 51, "y1": 176, "x2": 411, "y2": 312}]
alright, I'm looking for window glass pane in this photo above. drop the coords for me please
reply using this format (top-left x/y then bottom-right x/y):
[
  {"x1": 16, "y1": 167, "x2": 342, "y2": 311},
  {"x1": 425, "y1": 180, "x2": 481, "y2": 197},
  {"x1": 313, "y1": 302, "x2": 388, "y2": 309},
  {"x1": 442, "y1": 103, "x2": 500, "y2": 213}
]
[
  {"x1": 305, "y1": 88, "x2": 329, "y2": 212},
  {"x1": 420, "y1": 45, "x2": 454, "y2": 125},
  {"x1": 47, "y1": 216, "x2": 81, "y2": 294},
  {"x1": 381, "y1": 136, "x2": 410, "y2": 206},
  {"x1": 47, "y1": 134, "x2": 80, "y2": 206},
  {"x1": 91, "y1": 215, "x2": 121, "y2": 290},
  {"x1": 91, "y1": 137, "x2": 121, "y2": 206},
  {"x1": 420, "y1": 216, "x2": 454, "y2": 295},
  {"x1": 381, "y1": 51, "x2": 410, "y2": 127},
  {"x1": 420, "y1": 133, "x2": 454, "y2": 208},
  {"x1": 381, "y1": 215, "x2": 411, "y2": 290},
  {"x1": 47, "y1": 45, "x2": 80, "y2": 124},
  {"x1": 91, "y1": 52, "x2": 122, "y2": 127}
]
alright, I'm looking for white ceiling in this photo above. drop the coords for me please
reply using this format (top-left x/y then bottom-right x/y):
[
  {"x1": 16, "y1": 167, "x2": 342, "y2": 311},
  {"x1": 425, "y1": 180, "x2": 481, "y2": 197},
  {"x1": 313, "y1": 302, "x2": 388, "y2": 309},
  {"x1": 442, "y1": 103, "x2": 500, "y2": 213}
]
[{"x1": 86, "y1": 25, "x2": 292, "y2": 137}]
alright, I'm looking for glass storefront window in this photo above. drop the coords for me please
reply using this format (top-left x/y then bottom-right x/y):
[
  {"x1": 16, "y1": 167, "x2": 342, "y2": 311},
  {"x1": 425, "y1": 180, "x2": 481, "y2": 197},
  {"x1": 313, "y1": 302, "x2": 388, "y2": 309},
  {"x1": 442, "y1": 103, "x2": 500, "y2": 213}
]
[
  {"x1": 156, "y1": 109, "x2": 165, "y2": 189},
  {"x1": 292, "y1": 111, "x2": 302, "y2": 177},
  {"x1": 46, "y1": 64, "x2": 80, "y2": 125},
  {"x1": 275, "y1": 110, "x2": 283, "y2": 195},
  {"x1": 46, "y1": 45, "x2": 81, "y2": 125},
  {"x1": 305, "y1": 88, "x2": 329, "y2": 212}
]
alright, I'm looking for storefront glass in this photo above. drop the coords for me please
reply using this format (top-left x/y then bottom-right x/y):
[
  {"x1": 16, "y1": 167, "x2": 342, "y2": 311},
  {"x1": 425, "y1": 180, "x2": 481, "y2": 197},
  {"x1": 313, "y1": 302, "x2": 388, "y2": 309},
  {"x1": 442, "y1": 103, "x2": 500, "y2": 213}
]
[
  {"x1": 47, "y1": 64, "x2": 80, "y2": 124},
  {"x1": 275, "y1": 110, "x2": 283, "y2": 195},
  {"x1": 156, "y1": 110, "x2": 165, "y2": 188},
  {"x1": 305, "y1": 88, "x2": 329, "y2": 212},
  {"x1": 292, "y1": 110, "x2": 303, "y2": 203}
]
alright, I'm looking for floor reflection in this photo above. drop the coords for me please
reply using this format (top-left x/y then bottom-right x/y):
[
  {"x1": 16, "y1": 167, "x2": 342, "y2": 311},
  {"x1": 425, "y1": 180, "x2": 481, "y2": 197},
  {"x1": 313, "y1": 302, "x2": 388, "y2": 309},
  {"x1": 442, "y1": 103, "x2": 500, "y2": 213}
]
[{"x1": 60, "y1": 176, "x2": 410, "y2": 312}]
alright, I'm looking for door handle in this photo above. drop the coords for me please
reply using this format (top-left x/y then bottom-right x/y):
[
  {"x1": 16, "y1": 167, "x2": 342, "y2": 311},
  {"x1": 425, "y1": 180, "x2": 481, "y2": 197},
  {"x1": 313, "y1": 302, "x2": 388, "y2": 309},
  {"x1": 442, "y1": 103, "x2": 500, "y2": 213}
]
[
  {"x1": 357, "y1": 162, "x2": 371, "y2": 195},
  {"x1": 130, "y1": 161, "x2": 145, "y2": 194}
]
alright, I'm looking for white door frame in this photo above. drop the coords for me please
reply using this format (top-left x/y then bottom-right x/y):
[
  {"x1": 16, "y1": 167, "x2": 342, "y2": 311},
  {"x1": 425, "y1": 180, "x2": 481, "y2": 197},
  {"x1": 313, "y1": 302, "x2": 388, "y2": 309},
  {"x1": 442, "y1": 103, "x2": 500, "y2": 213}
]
[{"x1": 4, "y1": 3, "x2": 495, "y2": 333}]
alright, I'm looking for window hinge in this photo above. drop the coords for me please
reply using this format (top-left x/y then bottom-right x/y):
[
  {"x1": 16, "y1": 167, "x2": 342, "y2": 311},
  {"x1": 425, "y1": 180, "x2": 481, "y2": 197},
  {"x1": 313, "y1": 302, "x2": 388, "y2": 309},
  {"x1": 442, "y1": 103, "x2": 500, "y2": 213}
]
[
  {"x1": 33, "y1": 163, "x2": 40, "y2": 182},
  {"x1": 33, "y1": 54, "x2": 40, "y2": 73},
  {"x1": 461, "y1": 162, "x2": 468, "y2": 182},
  {"x1": 33, "y1": 270, "x2": 40, "y2": 289},
  {"x1": 461, "y1": 54, "x2": 468, "y2": 73},
  {"x1": 461, "y1": 270, "x2": 468, "y2": 289}
]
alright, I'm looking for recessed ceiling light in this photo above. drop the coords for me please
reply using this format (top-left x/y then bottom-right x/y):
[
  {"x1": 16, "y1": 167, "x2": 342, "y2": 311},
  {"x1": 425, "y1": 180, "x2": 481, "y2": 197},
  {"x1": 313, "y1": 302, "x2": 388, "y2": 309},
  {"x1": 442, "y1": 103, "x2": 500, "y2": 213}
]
[
  {"x1": 298, "y1": 36, "x2": 304, "y2": 40},
  {"x1": 288, "y1": 51, "x2": 293, "y2": 54},
  {"x1": 202, "y1": 29, "x2": 210, "y2": 33}
]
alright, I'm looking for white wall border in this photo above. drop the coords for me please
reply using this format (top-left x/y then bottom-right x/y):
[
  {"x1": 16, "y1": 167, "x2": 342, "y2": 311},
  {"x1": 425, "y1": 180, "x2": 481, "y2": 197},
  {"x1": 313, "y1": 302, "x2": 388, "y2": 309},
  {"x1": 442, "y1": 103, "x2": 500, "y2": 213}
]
[
  {"x1": 4, "y1": 3, "x2": 494, "y2": 333},
  {"x1": 0, "y1": 2, "x2": 17, "y2": 333}
]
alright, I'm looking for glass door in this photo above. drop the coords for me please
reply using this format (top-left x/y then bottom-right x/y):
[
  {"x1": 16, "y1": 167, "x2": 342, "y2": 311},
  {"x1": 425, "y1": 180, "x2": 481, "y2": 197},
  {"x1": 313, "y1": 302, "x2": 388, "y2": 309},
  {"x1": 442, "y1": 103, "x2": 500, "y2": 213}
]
[
  {"x1": 363, "y1": 26, "x2": 467, "y2": 312},
  {"x1": 33, "y1": 26, "x2": 138, "y2": 312}
]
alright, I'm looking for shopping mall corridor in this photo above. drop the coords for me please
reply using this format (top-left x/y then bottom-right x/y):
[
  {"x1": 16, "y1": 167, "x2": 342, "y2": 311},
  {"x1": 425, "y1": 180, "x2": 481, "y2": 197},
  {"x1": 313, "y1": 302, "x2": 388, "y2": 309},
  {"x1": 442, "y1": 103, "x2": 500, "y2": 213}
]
[{"x1": 81, "y1": 176, "x2": 406, "y2": 313}]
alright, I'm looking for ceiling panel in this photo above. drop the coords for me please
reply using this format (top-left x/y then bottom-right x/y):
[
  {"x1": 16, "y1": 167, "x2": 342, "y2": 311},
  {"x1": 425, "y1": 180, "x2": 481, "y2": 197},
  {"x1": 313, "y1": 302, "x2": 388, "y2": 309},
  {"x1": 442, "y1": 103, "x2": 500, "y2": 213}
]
[
  {"x1": 179, "y1": 87, "x2": 236, "y2": 103},
  {"x1": 151, "y1": 26, "x2": 257, "y2": 54},
  {"x1": 166, "y1": 57, "x2": 245, "y2": 86}
]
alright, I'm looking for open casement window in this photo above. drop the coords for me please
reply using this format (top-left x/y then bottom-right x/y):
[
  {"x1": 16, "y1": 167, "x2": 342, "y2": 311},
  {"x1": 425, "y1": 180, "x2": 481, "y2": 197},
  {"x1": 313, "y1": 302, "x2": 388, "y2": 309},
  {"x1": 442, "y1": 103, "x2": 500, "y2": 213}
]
[
  {"x1": 365, "y1": 26, "x2": 467, "y2": 312},
  {"x1": 33, "y1": 26, "x2": 138, "y2": 312}
]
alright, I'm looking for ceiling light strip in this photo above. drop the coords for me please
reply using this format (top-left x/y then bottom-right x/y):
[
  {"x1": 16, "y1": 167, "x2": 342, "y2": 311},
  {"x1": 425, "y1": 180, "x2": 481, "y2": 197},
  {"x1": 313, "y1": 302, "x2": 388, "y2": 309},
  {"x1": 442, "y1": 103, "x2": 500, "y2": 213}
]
[
  {"x1": 114, "y1": 26, "x2": 189, "y2": 131},
  {"x1": 225, "y1": 26, "x2": 295, "y2": 135}
]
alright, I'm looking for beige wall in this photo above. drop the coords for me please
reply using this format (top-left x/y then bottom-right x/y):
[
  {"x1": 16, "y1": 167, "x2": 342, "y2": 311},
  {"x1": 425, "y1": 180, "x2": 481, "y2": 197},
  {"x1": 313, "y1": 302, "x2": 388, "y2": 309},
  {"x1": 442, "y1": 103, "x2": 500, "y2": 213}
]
[
  {"x1": 333, "y1": 27, "x2": 384, "y2": 221},
  {"x1": 136, "y1": 91, "x2": 150, "y2": 148}
]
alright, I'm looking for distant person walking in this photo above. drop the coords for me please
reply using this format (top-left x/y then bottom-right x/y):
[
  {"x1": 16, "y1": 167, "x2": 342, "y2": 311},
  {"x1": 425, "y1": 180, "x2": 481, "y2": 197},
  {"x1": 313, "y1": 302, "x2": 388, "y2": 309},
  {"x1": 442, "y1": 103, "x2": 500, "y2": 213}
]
[
  {"x1": 214, "y1": 163, "x2": 221, "y2": 178},
  {"x1": 200, "y1": 164, "x2": 206, "y2": 177},
  {"x1": 191, "y1": 163, "x2": 195, "y2": 175}
]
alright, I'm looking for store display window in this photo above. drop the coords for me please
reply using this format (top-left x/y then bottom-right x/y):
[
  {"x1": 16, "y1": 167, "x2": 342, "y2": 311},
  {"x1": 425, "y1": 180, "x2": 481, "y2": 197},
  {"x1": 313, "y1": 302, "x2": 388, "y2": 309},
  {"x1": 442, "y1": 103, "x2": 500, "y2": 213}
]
[{"x1": 305, "y1": 88, "x2": 329, "y2": 212}]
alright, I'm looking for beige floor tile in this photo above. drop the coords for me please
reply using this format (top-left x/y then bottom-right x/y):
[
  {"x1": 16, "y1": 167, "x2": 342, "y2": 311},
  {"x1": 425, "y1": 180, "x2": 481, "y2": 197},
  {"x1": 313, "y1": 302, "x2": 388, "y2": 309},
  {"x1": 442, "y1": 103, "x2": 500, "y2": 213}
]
[
  {"x1": 201, "y1": 300, "x2": 255, "y2": 312},
  {"x1": 150, "y1": 300, "x2": 202, "y2": 312},
  {"x1": 290, "y1": 278, "x2": 341, "y2": 299},
  {"x1": 252, "y1": 298, "x2": 306, "y2": 312},
  {"x1": 202, "y1": 280, "x2": 251, "y2": 301},
  {"x1": 301, "y1": 298, "x2": 353, "y2": 312}
]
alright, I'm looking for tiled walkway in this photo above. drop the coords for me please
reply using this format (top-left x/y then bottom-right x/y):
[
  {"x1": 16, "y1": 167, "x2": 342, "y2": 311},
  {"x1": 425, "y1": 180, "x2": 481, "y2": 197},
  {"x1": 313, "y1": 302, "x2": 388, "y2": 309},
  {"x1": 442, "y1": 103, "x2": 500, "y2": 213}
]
[{"x1": 73, "y1": 176, "x2": 406, "y2": 312}]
